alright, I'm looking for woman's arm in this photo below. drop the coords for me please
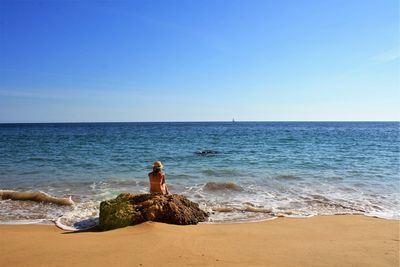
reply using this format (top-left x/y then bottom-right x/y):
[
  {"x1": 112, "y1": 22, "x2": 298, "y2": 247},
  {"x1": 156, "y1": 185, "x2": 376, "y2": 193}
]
[{"x1": 162, "y1": 174, "x2": 170, "y2": 194}]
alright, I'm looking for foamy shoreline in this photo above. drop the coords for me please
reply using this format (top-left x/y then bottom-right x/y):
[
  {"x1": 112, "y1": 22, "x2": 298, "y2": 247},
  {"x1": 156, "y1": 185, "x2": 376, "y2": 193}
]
[
  {"x1": 2, "y1": 185, "x2": 399, "y2": 231},
  {"x1": 0, "y1": 215, "x2": 398, "y2": 267},
  {"x1": 2, "y1": 211, "x2": 398, "y2": 232}
]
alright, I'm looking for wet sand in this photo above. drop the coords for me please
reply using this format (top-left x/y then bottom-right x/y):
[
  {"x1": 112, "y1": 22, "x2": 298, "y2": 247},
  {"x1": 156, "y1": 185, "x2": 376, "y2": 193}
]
[{"x1": 0, "y1": 215, "x2": 398, "y2": 267}]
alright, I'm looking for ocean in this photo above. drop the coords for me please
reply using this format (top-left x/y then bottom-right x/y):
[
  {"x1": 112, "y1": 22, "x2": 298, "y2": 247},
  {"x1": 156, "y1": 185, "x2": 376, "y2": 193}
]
[{"x1": 0, "y1": 122, "x2": 399, "y2": 230}]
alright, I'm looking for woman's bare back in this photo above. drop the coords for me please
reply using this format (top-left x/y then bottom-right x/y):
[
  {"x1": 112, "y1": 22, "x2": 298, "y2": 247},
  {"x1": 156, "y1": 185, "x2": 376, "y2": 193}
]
[{"x1": 148, "y1": 171, "x2": 167, "y2": 194}]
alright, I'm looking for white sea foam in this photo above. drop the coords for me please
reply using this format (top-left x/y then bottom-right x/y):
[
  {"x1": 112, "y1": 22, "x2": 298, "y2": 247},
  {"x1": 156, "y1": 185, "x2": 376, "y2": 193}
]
[
  {"x1": 0, "y1": 219, "x2": 48, "y2": 225},
  {"x1": 55, "y1": 201, "x2": 100, "y2": 231},
  {"x1": 0, "y1": 174, "x2": 398, "y2": 229}
]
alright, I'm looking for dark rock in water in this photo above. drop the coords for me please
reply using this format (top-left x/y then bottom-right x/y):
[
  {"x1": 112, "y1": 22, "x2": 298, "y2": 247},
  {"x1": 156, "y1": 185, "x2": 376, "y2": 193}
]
[
  {"x1": 195, "y1": 150, "x2": 218, "y2": 156},
  {"x1": 99, "y1": 193, "x2": 209, "y2": 231}
]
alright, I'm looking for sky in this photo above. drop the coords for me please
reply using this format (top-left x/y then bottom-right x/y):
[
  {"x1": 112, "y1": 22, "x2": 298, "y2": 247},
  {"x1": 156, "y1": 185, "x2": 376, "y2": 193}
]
[{"x1": 0, "y1": 0, "x2": 399, "y2": 122}]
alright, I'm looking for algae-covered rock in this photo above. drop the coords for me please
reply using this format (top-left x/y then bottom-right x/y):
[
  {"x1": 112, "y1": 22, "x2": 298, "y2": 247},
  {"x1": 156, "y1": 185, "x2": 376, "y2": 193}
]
[{"x1": 99, "y1": 193, "x2": 208, "y2": 230}]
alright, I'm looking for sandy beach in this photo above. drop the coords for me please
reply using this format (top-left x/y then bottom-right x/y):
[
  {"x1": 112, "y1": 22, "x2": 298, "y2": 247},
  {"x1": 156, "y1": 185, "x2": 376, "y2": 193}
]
[{"x1": 0, "y1": 215, "x2": 398, "y2": 267}]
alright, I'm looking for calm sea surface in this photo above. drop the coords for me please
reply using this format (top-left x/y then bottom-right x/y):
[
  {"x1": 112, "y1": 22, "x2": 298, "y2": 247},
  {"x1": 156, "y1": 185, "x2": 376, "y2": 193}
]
[{"x1": 0, "y1": 122, "x2": 399, "y2": 230}]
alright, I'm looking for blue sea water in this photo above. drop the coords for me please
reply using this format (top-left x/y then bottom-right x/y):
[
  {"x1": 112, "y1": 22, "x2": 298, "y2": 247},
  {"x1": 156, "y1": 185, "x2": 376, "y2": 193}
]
[{"x1": 0, "y1": 122, "x2": 399, "y2": 230}]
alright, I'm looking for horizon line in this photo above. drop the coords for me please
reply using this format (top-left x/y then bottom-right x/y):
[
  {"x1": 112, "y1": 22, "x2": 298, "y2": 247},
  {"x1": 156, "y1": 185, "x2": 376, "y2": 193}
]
[{"x1": 0, "y1": 120, "x2": 398, "y2": 124}]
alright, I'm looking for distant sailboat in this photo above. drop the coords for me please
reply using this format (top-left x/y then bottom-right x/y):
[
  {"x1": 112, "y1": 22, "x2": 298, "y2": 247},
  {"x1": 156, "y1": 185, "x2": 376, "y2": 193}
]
[{"x1": 232, "y1": 118, "x2": 235, "y2": 123}]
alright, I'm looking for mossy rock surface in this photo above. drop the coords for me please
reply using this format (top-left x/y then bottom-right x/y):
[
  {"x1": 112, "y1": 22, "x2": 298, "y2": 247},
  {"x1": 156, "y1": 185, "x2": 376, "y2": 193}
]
[{"x1": 99, "y1": 193, "x2": 209, "y2": 231}]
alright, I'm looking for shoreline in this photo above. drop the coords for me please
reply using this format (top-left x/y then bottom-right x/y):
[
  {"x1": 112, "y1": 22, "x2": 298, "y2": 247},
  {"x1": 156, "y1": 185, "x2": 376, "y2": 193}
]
[
  {"x1": 2, "y1": 213, "x2": 398, "y2": 230},
  {"x1": 1, "y1": 215, "x2": 398, "y2": 267}
]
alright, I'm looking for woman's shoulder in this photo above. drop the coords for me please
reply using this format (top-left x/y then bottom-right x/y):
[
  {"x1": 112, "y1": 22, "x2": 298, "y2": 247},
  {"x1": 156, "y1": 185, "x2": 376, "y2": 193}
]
[{"x1": 149, "y1": 171, "x2": 164, "y2": 177}]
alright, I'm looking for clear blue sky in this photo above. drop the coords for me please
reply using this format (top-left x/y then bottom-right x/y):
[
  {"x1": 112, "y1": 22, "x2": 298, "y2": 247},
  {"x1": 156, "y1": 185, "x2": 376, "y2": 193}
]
[{"x1": 0, "y1": 0, "x2": 398, "y2": 122}]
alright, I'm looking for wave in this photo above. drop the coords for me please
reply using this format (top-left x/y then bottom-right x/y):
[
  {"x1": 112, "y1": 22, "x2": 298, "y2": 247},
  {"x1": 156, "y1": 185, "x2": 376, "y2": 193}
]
[
  {"x1": 304, "y1": 199, "x2": 366, "y2": 213},
  {"x1": 55, "y1": 217, "x2": 98, "y2": 231},
  {"x1": 53, "y1": 199, "x2": 100, "y2": 231},
  {"x1": 204, "y1": 182, "x2": 243, "y2": 191},
  {"x1": 61, "y1": 179, "x2": 148, "y2": 190},
  {"x1": 28, "y1": 157, "x2": 48, "y2": 162},
  {"x1": 212, "y1": 206, "x2": 273, "y2": 213},
  {"x1": 0, "y1": 219, "x2": 48, "y2": 225},
  {"x1": 273, "y1": 175, "x2": 301, "y2": 180},
  {"x1": 92, "y1": 179, "x2": 147, "y2": 187},
  {"x1": 201, "y1": 169, "x2": 242, "y2": 177},
  {"x1": 0, "y1": 191, "x2": 74, "y2": 206}
]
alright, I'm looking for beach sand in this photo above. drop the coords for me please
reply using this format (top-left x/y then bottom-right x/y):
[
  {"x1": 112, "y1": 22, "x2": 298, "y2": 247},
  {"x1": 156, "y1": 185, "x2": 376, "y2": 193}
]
[{"x1": 0, "y1": 215, "x2": 398, "y2": 267}]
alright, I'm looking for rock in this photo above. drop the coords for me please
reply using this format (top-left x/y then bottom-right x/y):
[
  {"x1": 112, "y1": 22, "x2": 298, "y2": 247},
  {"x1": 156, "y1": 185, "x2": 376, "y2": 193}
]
[
  {"x1": 195, "y1": 150, "x2": 218, "y2": 156},
  {"x1": 99, "y1": 193, "x2": 209, "y2": 231}
]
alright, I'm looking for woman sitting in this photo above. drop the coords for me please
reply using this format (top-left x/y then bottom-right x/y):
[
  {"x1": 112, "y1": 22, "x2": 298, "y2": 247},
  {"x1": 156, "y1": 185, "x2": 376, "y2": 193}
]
[{"x1": 148, "y1": 161, "x2": 169, "y2": 195}]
